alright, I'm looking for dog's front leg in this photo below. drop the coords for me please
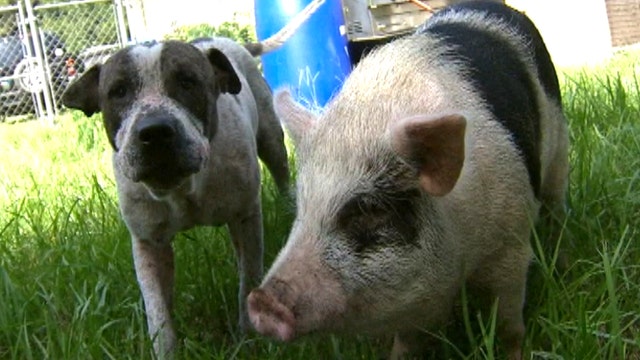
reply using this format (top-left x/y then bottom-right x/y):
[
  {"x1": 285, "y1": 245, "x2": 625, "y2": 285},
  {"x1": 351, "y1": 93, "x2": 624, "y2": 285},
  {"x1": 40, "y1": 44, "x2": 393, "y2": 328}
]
[
  {"x1": 132, "y1": 237, "x2": 176, "y2": 357},
  {"x1": 227, "y1": 203, "x2": 264, "y2": 333}
]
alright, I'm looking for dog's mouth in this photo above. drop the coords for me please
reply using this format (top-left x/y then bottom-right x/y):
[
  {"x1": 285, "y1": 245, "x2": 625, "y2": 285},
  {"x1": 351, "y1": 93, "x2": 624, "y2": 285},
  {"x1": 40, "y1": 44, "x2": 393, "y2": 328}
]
[
  {"x1": 124, "y1": 137, "x2": 209, "y2": 190},
  {"x1": 133, "y1": 161, "x2": 201, "y2": 189},
  {"x1": 142, "y1": 174, "x2": 195, "y2": 199}
]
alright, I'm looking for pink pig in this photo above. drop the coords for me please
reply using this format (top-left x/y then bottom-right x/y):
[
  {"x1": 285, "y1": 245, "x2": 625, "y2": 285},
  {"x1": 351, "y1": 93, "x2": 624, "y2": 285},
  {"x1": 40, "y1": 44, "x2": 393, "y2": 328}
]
[{"x1": 249, "y1": 2, "x2": 569, "y2": 359}]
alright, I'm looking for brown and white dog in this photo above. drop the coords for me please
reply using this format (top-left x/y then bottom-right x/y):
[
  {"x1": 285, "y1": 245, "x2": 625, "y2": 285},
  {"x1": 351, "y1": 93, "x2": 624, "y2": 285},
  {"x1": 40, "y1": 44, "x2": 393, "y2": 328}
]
[
  {"x1": 61, "y1": 37, "x2": 289, "y2": 356},
  {"x1": 62, "y1": 0, "x2": 330, "y2": 355}
]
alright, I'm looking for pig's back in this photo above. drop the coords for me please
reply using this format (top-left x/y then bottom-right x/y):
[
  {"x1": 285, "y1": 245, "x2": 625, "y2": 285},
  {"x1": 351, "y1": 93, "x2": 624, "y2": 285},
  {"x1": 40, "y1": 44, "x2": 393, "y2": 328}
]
[
  {"x1": 417, "y1": 3, "x2": 555, "y2": 198},
  {"x1": 430, "y1": 1, "x2": 561, "y2": 103}
]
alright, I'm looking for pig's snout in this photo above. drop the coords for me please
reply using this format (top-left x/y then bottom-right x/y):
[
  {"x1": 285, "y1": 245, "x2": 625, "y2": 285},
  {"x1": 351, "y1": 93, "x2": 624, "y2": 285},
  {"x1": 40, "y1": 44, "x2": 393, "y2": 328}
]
[{"x1": 248, "y1": 288, "x2": 296, "y2": 341}]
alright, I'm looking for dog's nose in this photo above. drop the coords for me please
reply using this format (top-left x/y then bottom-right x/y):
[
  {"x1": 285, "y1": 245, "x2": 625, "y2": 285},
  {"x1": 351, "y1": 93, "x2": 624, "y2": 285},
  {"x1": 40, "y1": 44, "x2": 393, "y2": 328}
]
[{"x1": 135, "y1": 117, "x2": 177, "y2": 145}]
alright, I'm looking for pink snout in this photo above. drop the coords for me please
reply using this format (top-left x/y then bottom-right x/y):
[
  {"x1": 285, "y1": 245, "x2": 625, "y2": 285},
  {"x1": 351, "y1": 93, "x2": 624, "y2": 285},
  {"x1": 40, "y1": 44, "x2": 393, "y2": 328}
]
[{"x1": 247, "y1": 288, "x2": 296, "y2": 341}]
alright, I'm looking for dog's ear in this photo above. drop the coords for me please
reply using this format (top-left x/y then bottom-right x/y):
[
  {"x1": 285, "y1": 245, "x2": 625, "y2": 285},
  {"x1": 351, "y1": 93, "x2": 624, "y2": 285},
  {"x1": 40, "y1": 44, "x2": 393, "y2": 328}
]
[
  {"x1": 206, "y1": 48, "x2": 241, "y2": 95},
  {"x1": 62, "y1": 65, "x2": 101, "y2": 117}
]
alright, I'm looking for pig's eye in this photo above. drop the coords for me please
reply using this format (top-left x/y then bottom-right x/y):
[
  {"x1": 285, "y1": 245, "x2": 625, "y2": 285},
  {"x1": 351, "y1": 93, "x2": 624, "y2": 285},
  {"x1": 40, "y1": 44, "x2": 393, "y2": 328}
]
[
  {"x1": 336, "y1": 190, "x2": 421, "y2": 252},
  {"x1": 350, "y1": 215, "x2": 388, "y2": 250},
  {"x1": 336, "y1": 198, "x2": 389, "y2": 249}
]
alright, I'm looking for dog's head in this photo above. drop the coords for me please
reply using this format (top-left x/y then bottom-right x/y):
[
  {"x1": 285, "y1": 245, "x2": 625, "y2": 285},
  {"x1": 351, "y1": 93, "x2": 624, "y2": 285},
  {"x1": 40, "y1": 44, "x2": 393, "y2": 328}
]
[{"x1": 62, "y1": 40, "x2": 240, "y2": 195}]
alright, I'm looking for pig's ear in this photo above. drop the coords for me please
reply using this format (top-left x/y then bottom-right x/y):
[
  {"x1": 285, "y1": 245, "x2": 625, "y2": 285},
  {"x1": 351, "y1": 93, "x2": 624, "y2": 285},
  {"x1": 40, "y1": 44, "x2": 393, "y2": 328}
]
[
  {"x1": 62, "y1": 65, "x2": 102, "y2": 117},
  {"x1": 274, "y1": 89, "x2": 318, "y2": 145},
  {"x1": 390, "y1": 114, "x2": 466, "y2": 196}
]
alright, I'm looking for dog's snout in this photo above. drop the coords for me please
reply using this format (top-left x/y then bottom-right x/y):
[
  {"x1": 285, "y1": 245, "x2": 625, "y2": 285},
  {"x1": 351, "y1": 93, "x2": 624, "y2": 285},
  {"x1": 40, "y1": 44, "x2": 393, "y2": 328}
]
[{"x1": 136, "y1": 117, "x2": 177, "y2": 145}]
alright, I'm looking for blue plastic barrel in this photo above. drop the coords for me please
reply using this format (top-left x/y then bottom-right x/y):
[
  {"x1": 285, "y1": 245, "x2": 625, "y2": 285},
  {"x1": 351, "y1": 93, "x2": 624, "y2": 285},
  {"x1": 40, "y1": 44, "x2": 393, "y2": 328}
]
[{"x1": 255, "y1": 0, "x2": 352, "y2": 108}]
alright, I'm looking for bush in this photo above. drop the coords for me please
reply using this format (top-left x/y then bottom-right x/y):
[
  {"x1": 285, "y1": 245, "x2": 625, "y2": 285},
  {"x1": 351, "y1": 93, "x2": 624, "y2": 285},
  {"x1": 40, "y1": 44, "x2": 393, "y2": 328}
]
[{"x1": 167, "y1": 21, "x2": 256, "y2": 43}]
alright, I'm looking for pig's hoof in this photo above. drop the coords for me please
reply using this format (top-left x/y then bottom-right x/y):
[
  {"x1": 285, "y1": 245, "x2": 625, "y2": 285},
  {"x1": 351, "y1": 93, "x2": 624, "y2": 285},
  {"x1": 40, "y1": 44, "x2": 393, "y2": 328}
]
[{"x1": 247, "y1": 288, "x2": 296, "y2": 341}]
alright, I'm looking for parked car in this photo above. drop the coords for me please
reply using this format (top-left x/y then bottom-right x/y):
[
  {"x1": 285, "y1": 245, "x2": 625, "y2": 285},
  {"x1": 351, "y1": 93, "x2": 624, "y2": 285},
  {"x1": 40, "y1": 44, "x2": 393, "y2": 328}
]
[
  {"x1": 0, "y1": 31, "x2": 80, "y2": 118},
  {"x1": 78, "y1": 43, "x2": 119, "y2": 69}
]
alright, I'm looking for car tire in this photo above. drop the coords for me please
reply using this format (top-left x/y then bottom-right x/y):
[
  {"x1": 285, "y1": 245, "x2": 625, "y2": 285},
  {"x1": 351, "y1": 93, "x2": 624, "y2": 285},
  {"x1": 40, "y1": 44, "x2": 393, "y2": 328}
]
[{"x1": 14, "y1": 57, "x2": 46, "y2": 93}]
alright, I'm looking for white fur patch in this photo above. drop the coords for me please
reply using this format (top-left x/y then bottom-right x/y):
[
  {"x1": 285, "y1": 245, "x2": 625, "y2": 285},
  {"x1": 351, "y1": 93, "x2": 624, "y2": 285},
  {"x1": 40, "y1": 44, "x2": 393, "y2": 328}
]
[{"x1": 129, "y1": 43, "x2": 165, "y2": 98}]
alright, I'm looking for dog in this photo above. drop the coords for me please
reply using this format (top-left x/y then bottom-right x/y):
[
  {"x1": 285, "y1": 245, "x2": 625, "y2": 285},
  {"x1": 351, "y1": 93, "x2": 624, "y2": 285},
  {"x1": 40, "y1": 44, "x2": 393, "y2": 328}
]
[
  {"x1": 61, "y1": 0, "x2": 332, "y2": 354},
  {"x1": 61, "y1": 36, "x2": 290, "y2": 356}
]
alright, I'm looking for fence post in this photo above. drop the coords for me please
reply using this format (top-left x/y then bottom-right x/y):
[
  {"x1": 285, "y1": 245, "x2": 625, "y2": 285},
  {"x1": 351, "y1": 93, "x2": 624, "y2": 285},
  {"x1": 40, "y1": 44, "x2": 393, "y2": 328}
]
[
  {"x1": 122, "y1": 0, "x2": 148, "y2": 43},
  {"x1": 23, "y1": 0, "x2": 56, "y2": 124},
  {"x1": 114, "y1": 0, "x2": 129, "y2": 46}
]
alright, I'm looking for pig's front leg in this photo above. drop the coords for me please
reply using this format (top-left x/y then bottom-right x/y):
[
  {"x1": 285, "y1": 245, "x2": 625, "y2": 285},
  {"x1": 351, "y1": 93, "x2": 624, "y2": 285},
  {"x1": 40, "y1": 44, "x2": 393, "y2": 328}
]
[
  {"x1": 132, "y1": 237, "x2": 176, "y2": 357},
  {"x1": 388, "y1": 310, "x2": 452, "y2": 359},
  {"x1": 390, "y1": 331, "x2": 431, "y2": 360},
  {"x1": 227, "y1": 204, "x2": 264, "y2": 333},
  {"x1": 471, "y1": 246, "x2": 530, "y2": 360},
  {"x1": 494, "y1": 281, "x2": 526, "y2": 360},
  {"x1": 390, "y1": 332, "x2": 412, "y2": 360}
]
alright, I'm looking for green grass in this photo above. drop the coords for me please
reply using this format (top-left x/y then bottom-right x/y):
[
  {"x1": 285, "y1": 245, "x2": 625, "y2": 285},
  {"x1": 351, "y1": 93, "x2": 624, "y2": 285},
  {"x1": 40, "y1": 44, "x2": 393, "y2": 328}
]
[{"x1": 1, "y1": 50, "x2": 639, "y2": 359}]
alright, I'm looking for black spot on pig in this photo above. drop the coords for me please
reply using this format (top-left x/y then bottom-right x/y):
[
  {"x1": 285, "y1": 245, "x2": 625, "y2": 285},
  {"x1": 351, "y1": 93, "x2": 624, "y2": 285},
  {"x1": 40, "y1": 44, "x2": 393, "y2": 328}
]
[
  {"x1": 335, "y1": 158, "x2": 423, "y2": 253},
  {"x1": 336, "y1": 189, "x2": 421, "y2": 253},
  {"x1": 435, "y1": 0, "x2": 562, "y2": 104},
  {"x1": 420, "y1": 8, "x2": 543, "y2": 197}
]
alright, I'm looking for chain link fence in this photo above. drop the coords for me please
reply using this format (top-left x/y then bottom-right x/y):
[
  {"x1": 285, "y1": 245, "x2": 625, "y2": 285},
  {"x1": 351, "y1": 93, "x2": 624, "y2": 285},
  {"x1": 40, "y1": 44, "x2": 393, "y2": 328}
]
[{"x1": 0, "y1": 0, "x2": 129, "y2": 122}]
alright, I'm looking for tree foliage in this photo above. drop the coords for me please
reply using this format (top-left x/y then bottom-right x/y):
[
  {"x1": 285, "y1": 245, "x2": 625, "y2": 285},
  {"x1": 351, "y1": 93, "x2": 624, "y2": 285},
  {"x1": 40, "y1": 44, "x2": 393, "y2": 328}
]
[{"x1": 166, "y1": 21, "x2": 257, "y2": 43}]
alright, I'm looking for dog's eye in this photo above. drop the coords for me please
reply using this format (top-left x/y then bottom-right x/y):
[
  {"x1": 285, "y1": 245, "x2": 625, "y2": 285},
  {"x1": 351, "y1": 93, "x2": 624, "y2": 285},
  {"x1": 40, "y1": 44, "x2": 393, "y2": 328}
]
[
  {"x1": 177, "y1": 73, "x2": 199, "y2": 90},
  {"x1": 108, "y1": 83, "x2": 129, "y2": 100}
]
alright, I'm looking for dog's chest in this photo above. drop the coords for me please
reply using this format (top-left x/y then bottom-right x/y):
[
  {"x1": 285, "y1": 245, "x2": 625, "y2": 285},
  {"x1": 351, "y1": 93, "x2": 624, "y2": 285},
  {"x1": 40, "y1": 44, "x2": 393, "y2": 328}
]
[
  {"x1": 159, "y1": 192, "x2": 225, "y2": 230},
  {"x1": 167, "y1": 175, "x2": 259, "y2": 231}
]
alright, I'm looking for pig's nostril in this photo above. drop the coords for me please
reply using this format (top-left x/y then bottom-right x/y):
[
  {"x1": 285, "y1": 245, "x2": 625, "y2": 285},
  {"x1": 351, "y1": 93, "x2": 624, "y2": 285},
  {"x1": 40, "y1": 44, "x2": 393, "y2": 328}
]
[{"x1": 248, "y1": 289, "x2": 296, "y2": 342}]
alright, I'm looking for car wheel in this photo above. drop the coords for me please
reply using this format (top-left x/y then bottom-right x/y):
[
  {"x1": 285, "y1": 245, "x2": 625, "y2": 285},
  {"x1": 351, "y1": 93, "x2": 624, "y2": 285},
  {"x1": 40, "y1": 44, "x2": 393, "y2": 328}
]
[{"x1": 14, "y1": 57, "x2": 46, "y2": 93}]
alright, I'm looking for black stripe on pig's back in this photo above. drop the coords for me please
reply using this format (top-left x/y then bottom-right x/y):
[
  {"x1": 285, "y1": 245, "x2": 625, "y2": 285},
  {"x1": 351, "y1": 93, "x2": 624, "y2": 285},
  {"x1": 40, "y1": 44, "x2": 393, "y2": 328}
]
[{"x1": 421, "y1": 21, "x2": 542, "y2": 197}]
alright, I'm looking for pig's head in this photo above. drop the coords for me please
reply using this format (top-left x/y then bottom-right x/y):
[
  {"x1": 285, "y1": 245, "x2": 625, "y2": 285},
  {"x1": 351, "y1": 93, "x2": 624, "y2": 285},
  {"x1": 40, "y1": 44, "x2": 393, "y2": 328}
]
[{"x1": 248, "y1": 90, "x2": 467, "y2": 341}]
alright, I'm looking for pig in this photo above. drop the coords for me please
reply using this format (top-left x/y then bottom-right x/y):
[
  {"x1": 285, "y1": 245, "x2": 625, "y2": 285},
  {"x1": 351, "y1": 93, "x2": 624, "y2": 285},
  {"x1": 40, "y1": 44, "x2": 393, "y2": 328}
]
[{"x1": 247, "y1": 1, "x2": 569, "y2": 359}]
